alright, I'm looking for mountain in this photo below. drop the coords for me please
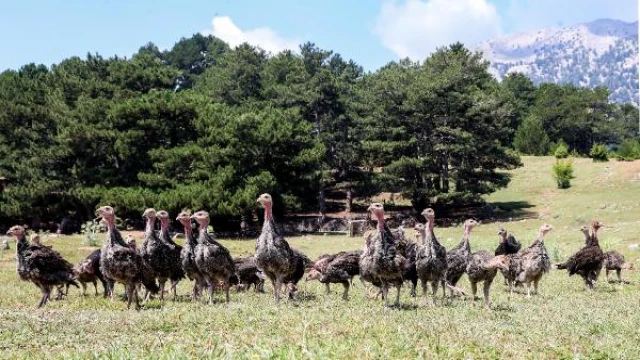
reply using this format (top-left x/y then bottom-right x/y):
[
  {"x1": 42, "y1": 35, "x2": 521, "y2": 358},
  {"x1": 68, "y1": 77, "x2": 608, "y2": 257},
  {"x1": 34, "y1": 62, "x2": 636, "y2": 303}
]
[{"x1": 477, "y1": 19, "x2": 639, "y2": 104}]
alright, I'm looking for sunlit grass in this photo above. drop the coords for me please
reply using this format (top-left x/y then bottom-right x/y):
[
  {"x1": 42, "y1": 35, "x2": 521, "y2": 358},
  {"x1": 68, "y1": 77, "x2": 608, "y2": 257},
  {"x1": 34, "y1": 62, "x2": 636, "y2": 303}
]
[{"x1": 1, "y1": 156, "x2": 639, "y2": 359}]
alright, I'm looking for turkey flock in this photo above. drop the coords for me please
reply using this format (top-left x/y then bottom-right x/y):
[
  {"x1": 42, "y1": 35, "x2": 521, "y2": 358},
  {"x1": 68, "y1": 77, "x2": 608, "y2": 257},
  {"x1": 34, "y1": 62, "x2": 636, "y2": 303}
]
[{"x1": 5, "y1": 193, "x2": 632, "y2": 311}]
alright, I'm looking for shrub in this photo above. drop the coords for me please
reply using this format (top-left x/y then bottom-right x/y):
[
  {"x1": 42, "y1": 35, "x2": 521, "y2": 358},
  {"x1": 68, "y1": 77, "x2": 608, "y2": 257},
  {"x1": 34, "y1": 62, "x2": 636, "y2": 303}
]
[
  {"x1": 616, "y1": 138, "x2": 640, "y2": 161},
  {"x1": 552, "y1": 159, "x2": 574, "y2": 189},
  {"x1": 81, "y1": 221, "x2": 105, "y2": 247},
  {"x1": 589, "y1": 143, "x2": 609, "y2": 162},
  {"x1": 554, "y1": 142, "x2": 569, "y2": 159}
]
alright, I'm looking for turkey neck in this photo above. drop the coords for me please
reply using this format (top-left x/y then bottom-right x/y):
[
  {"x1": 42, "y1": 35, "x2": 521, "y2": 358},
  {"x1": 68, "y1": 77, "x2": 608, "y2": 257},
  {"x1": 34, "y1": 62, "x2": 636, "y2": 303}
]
[
  {"x1": 197, "y1": 220, "x2": 210, "y2": 243},
  {"x1": 588, "y1": 226, "x2": 600, "y2": 247},
  {"x1": 181, "y1": 222, "x2": 196, "y2": 247},
  {"x1": 159, "y1": 219, "x2": 170, "y2": 238},
  {"x1": 261, "y1": 203, "x2": 274, "y2": 231},
  {"x1": 145, "y1": 217, "x2": 157, "y2": 238},
  {"x1": 14, "y1": 233, "x2": 28, "y2": 256},
  {"x1": 535, "y1": 230, "x2": 547, "y2": 244},
  {"x1": 460, "y1": 225, "x2": 472, "y2": 251},
  {"x1": 103, "y1": 216, "x2": 125, "y2": 247},
  {"x1": 374, "y1": 213, "x2": 385, "y2": 232}
]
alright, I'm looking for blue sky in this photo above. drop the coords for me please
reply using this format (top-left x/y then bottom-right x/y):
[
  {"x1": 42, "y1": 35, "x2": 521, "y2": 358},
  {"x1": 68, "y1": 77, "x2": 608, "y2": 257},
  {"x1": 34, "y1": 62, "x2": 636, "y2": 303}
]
[{"x1": 1, "y1": 0, "x2": 637, "y2": 72}]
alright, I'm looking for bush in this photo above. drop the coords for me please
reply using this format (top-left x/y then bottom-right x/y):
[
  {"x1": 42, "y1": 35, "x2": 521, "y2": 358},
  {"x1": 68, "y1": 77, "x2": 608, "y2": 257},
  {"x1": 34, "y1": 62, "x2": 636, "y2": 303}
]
[
  {"x1": 81, "y1": 221, "x2": 105, "y2": 247},
  {"x1": 552, "y1": 159, "x2": 574, "y2": 189},
  {"x1": 554, "y1": 142, "x2": 569, "y2": 159},
  {"x1": 616, "y1": 138, "x2": 640, "y2": 161},
  {"x1": 589, "y1": 143, "x2": 609, "y2": 162}
]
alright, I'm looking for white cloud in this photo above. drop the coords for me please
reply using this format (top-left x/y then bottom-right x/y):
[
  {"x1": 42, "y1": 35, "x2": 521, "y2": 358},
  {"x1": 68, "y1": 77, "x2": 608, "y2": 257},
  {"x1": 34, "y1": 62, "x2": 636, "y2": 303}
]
[
  {"x1": 374, "y1": 0, "x2": 502, "y2": 60},
  {"x1": 203, "y1": 16, "x2": 299, "y2": 54}
]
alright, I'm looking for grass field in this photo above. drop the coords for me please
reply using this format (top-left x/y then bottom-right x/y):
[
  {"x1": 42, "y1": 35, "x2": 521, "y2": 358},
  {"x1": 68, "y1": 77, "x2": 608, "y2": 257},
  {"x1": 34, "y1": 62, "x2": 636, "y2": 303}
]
[{"x1": 1, "y1": 156, "x2": 639, "y2": 359}]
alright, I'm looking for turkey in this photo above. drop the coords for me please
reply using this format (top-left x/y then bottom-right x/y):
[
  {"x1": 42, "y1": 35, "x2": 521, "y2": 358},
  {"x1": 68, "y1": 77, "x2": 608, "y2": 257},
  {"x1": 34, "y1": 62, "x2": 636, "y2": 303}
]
[
  {"x1": 74, "y1": 249, "x2": 110, "y2": 297},
  {"x1": 494, "y1": 228, "x2": 521, "y2": 255},
  {"x1": 157, "y1": 210, "x2": 185, "y2": 298},
  {"x1": 555, "y1": 220, "x2": 604, "y2": 290},
  {"x1": 7, "y1": 225, "x2": 78, "y2": 308},
  {"x1": 415, "y1": 208, "x2": 448, "y2": 306},
  {"x1": 176, "y1": 210, "x2": 206, "y2": 300},
  {"x1": 359, "y1": 203, "x2": 406, "y2": 307},
  {"x1": 283, "y1": 249, "x2": 311, "y2": 299},
  {"x1": 255, "y1": 193, "x2": 298, "y2": 304},
  {"x1": 445, "y1": 219, "x2": 479, "y2": 295},
  {"x1": 306, "y1": 250, "x2": 361, "y2": 300},
  {"x1": 603, "y1": 250, "x2": 631, "y2": 283},
  {"x1": 231, "y1": 256, "x2": 265, "y2": 292},
  {"x1": 140, "y1": 208, "x2": 175, "y2": 301},
  {"x1": 466, "y1": 251, "x2": 509, "y2": 310},
  {"x1": 96, "y1": 206, "x2": 159, "y2": 310},
  {"x1": 394, "y1": 227, "x2": 418, "y2": 297},
  {"x1": 516, "y1": 224, "x2": 553, "y2": 297},
  {"x1": 192, "y1": 210, "x2": 235, "y2": 304},
  {"x1": 494, "y1": 227, "x2": 522, "y2": 287}
]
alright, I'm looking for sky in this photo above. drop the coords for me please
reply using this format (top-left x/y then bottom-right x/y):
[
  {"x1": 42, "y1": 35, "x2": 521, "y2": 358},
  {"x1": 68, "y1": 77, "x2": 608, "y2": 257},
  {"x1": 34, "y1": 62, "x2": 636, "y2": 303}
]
[{"x1": 0, "y1": 0, "x2": 637, "y2": 72}]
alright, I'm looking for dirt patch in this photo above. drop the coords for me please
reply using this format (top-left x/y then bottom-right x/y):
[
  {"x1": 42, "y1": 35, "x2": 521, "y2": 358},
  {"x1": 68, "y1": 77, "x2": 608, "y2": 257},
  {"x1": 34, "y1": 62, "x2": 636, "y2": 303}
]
[{"x1": 616, "y1": 159, "x2": 640, "y2": 181}]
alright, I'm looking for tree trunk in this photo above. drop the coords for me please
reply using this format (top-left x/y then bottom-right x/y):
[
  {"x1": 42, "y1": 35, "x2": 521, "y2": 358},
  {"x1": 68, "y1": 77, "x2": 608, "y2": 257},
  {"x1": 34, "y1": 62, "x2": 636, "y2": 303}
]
[
  {"x1": 318, "y1": 184, "x2": 326, "y2": 224},
  {"x1": 240, "y1": 212, "x2": 249, "y2": 236},
  {"x1": 345, "y1": 187, "x2": 353, "y2": 214},
  {"x1": 442, "y1": 156, "x2": 449, "y2": 193}
]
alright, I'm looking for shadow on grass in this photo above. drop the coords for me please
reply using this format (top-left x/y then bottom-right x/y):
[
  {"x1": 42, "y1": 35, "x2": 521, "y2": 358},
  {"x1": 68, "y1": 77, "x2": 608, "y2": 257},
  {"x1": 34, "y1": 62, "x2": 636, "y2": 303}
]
[{"x1": 477, "y1": 201, "x2": 538, "y2": 222}]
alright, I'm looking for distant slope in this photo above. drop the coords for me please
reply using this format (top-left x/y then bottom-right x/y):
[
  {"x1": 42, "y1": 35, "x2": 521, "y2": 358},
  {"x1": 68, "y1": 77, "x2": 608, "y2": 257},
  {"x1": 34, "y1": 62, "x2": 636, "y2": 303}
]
[{"x1": 477, "y1": 19, "x2": 639, "y2": 104}]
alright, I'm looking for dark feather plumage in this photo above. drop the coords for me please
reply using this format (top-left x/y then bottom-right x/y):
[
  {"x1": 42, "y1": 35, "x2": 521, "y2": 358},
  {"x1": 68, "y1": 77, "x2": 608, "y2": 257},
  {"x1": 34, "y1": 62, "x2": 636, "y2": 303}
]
[
  {"x1": 97, "y1": 206, "x2": 159, "y2": 310},
  {"x1": 556, "y1": 221, "x2": 604, "y2": 289},
  {"x1": 415, "y1": 208, "x2": 447, "y2": 305},
  {"x1": 74, "y1": 249, "x2": 110, "y2": 297},
  {"x1": 308, "y1": 250, "x2": 361, "y2": 299},
  {"x1": 359, "y1": 203, "x2": 406, "y2": 307},
  {"x1": 255, "y1": 193, "x2": 298, "y2": 303},
  {"x1": 446, "y1": 220, "x2": 479, "y2": 293},
  {"x1": 10, "y1": 225, "x2": 79, "y2": 308},
  {"x1": 466, "y1": 250, "x2": 509, "y2": 310},
  {"x1": 193, "y1": 211, "x2": 236, "y2": 304}
]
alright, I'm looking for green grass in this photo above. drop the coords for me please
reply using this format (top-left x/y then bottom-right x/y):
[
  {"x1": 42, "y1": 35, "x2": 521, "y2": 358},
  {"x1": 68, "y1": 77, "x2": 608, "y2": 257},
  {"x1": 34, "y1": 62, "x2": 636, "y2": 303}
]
[{"x1": 1, "y1": 156, "x2": 640, "y2": 359}]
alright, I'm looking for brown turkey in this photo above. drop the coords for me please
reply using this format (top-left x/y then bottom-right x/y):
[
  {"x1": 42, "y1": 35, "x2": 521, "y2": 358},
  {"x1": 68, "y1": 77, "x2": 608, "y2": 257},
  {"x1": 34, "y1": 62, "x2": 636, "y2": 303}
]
[
  {"x1": 359, "y1": 203, "x2": 406, "y2": 307},
  {"x1": 73, "y1": 249, "x2": 110, "y2": 297},
  {"x1": 157, "y1": 210, "x2": 185, "y2": 298},
  {"x1": 306, "y1": 250, "x2": 361, "y2": 300},
  {"x1": 255, "y1": 193, "x2": 298, "y2": 304},
  {"x1": 283, "y1": 249, "x2": 311, "y2": 299},
  {"x1": 141, "y1": 208, "x2": 174, "y2": 301},
  {"x1": 177, "y1": 210, "x2": 206, "y2": 300},
  {"x1": 7, "y1": 225, "x2": 78, "y2": 308},
  {"x1": 445, "y1": 219, "x2": 479, "y2": 295},
  {"x1": 494, "y1": 228, "x2": 522, "y2": 256},
  {"x1": 415, "y1": 208, "x2": 447, "y2": 306},
  {"x1": 556, "y1": 220, "x2": 604, "y2": 290},
  {"x1": 231, "y1": 256, "x2": 265, "y2": 292},
  {"x1": 96, "y1": 206, "x2": 159, "y2": 310},
  {"x1": 603, "y1": 250, "x2": 631, "y2": 283},
  {"x1": 466, "y1": 251, "x2": 509, "y2": 310},
  {"x1": 393, "y1": 226, "x2": 418, "y2": 297},
  {"x1": 516, "y1": 224, "x2": 553, "y2": 297},
  {"x1": 192, "y1": 210, "x2": 236, "y2": 304}
]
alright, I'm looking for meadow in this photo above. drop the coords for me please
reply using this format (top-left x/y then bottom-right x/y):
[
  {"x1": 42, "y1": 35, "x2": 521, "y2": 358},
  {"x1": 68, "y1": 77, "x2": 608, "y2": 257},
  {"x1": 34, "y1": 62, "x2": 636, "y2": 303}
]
[{"x1": 1, "y1": 156, "x2": 639, "y2": 359}]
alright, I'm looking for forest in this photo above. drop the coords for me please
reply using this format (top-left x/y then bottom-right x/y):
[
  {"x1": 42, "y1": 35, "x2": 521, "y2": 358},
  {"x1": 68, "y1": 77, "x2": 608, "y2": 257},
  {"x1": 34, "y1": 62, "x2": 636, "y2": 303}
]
[{"x1": 0, "y1": 34, "x2": 638, "y2": 230}]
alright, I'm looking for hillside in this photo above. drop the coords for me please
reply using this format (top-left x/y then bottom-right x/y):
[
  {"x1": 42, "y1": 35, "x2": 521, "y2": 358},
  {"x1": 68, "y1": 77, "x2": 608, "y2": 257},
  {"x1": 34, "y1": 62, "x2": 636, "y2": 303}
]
[
  {"x1": 1, "y1": 157, "x2": 640, "y2": 358},
  {"x1": 477, "y1": 19, "x2": 639, "y2": 104}
]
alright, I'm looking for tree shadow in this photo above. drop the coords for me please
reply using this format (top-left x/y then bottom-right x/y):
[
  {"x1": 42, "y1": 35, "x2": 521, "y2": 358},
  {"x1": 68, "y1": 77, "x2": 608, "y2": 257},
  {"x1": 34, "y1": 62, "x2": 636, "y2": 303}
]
[{"x1": 473, "y1": 200, "x2": 538, "y2": 222}]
